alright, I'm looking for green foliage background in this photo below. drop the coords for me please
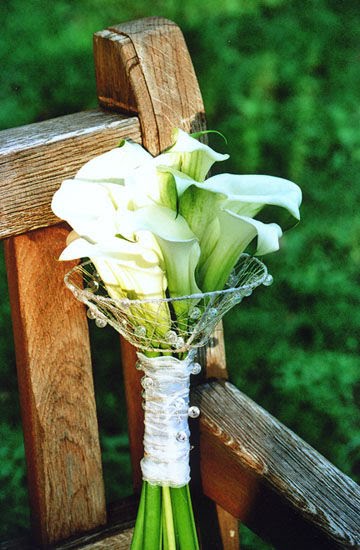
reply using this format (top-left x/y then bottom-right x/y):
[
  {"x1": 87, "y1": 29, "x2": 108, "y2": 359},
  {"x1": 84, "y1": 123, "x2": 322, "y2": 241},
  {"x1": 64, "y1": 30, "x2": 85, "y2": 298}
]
[{"x1": 1, "y1": 1, "x2": 359, "y2": 548}]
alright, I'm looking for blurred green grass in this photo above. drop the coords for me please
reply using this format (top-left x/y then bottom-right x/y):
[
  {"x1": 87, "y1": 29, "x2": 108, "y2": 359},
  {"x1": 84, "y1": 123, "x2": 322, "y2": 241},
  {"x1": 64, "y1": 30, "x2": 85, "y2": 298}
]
[{"x1": 1, "y1": 1, "x2": 359, "y2": 548}]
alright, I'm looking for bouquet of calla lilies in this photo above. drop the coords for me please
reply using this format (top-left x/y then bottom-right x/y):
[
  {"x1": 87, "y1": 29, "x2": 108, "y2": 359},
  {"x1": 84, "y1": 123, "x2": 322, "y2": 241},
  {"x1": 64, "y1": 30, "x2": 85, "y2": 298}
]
[{"x1": 52, "y1": 129, "x2": 301, "y2": 549}]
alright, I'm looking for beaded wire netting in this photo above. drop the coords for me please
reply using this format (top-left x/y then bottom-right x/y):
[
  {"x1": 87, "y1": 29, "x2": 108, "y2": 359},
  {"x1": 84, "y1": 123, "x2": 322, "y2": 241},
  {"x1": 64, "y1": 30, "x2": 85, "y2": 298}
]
[{"x1": 64, "y1": 254, "x2": 272, "y2": 353}]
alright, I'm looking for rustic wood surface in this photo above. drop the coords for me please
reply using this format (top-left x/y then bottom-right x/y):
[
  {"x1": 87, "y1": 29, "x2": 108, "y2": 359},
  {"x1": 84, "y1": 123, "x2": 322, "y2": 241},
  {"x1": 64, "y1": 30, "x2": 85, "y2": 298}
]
[
  {"x1": 0, "y1": 110, "x2": 140, "y2": 240},
  {"x1": 196, "y1": 321, "x2": 228, "y2": 380},
  {"x1": 2, "y1": 378, "x2": 359, "y2": 548},
  {"x1": 94, "y1": 17, "x2": 206, "y2": 156},
  {"x1": 0, "y1": 496, "x2": 138, "y2": 550},
  {"x1": 4, "y1": 226, "x2": 106, "y2": 546},
  {"x1": 193, "y1": 380, "x2": 360, "y2": 549},
  {"x1": 93, "y1": 17, "x2": 237, "y2": 547},
  {"x1": 77, "y1": 530, "x2": 133, "y2": 549},
  {"x1": 53, "y1": 496, "x2": 138, "y2": 549},
  {"x1": 119, "y1": 336, "x2": 144, "y2": 491},
  {"x1": 216, "y1": 505, "x2": 241, "y2": 549}
]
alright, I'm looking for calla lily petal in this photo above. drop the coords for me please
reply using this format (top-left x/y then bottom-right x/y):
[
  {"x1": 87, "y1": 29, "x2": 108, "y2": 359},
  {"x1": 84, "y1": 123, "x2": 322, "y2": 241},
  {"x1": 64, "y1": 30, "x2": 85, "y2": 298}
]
[
  {"x1": 156, "y1": 165, "x2": 195, "y2": 198},
  {"x1": 122, "y1": 204, "x2": 196, "y2": 242},
  {"x1": 52, "y1": 180, "x2": 119, "y2": 241},
  {"x1": 157, "y1": 235, "x2": 201, "y2": 320},
  {"x1": 199, "y1": 209, "x2": 282, "y2": 291},
  {"x1": 127, "y1": 163, "x2": 180, "y2": 210},
  {"x1": 156, "y1": 236, "x2": 201, "y2": 298},
  {"x1": 156, "y1": 169, "x2": 178, "y2": 211},
  {"x1": 199, "y1": 173, "x2": 302, "y2": 224},
  {"x1": 60, "y1": 234, "x2": 171, "y2": 338},
  {"x1": 116, "y1": 204, "x2": 202, "y2": 301},
  {"x1": 155, "y1": 128, "x2": 229, "y2": 182},
  {"x1": 60, "y1": 234, "x2": 161, "y2": 267},
  {"x1": 179, "y1": 185, "x2": 224, "y2": 267},
  {"x1": 76, "y1": 141, "x2": 153, "y2": 183}
]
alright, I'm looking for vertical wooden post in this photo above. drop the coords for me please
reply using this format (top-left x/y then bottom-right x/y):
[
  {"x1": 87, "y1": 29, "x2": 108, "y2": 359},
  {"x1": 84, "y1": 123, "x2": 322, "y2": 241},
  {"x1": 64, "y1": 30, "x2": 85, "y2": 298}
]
[
  {"x1": 4, "y1": 226, "x2": 106, "y2": 546},
  {"x1": 94, "y1": 17, "x2": 239, "y2": 547}
]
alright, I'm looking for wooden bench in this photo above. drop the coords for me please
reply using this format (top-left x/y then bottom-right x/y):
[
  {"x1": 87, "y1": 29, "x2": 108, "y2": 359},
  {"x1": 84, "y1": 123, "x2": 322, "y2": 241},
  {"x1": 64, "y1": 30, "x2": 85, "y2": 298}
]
[{"x1": 0, "y1": 17, "x2": 359, "y2": 550}]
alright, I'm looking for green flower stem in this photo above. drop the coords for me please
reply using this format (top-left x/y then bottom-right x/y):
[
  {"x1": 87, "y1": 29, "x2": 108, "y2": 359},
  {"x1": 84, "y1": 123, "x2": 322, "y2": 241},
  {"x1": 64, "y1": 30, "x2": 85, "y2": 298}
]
[
  {"x1": 171, "y1": 485, "x2": 199, "y2": 549},
  {"x1": 131, "y1": 482, "x2": 199, "y2": 549},
  {"x1": 144, "y1": 482, "x2": 162, "y2": 550},
  {"x1": 130, "y1": 481, "x2": 146, "y2": 549},
  {"x1": 162, "y1": 486, "x2": 176, "y2": 550}
]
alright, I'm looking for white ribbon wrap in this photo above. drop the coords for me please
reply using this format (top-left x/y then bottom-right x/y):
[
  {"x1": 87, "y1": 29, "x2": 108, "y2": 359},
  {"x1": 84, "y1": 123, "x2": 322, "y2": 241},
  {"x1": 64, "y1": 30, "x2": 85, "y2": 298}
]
[{"x1": 137, "y1": 351, "x2": 197, "y2": 488}]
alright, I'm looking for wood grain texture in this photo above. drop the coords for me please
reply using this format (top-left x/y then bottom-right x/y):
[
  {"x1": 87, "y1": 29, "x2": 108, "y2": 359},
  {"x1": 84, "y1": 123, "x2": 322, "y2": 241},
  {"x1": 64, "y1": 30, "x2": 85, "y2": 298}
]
[
  {"x1": 193, "y1": 380, "x2": 360, "y2": 549},
  {"x1": 0, "y1": 496, "x2": 138, "y2": 550},
  {"x1": 78, "y1": 531, "x2": 133, "y2": 549},
  {"x1": 4, "y1": 225, "x2": 106, "y2": 546},
  {"x1": 0, "y1": 110, "x2": 140, "y2": 240},
  {"x1": 196, "y1": 321, "x2": 228, "y2": 380},
  {"x1": 94, "y1": 17, "x2": 206, "y2": 156},
  {"x1": 119, "y1": 336, "x2": 144, "y2": 491},
  {"x1": 216, "y1": 505, "x2": 240, "y2": 549}
]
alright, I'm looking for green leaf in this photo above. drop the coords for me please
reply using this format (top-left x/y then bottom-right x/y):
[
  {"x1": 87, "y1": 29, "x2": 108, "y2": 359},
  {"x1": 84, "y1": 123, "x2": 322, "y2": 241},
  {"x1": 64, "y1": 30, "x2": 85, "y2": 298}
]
[{"x1": 190, "y1": 129, "x2": 228, "y2": 145}]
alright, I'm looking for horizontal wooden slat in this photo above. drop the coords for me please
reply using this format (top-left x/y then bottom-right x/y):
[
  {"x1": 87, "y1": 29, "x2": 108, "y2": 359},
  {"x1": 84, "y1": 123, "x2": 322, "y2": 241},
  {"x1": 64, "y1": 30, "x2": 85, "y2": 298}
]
[
  {"x1": 0, "y1": 110, "x2": 141, "y2": 239},
  {"x1": 3, "y1": 380, "x2": 359, "y2": 548},
  {"x1": 0, "y1": 496, "x2": 138, "y2": 550},
  {"x1": 193, "y1": 380, "x2": 360, "y2": 549}
]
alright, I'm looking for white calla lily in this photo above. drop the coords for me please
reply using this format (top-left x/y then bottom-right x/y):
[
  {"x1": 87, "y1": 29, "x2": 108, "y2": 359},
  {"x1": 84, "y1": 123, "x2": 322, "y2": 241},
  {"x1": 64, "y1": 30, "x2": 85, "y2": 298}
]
[
  {"x1": 60, "y1": 232, "x2": 171, "y2": 339},
  {"x1": 51, "y1": 175, "x2": 143, "y2": 241},
  {"x1": 203, "y1": 173, "x2": 302, "y2": 225},
  {"x1": 52, "y1": 128, "x2": 302, "y2": 330},
  {"x1": 198, "y1": 210, "x2": 282, "y2": 291},
  {"x1": 177, "y1": 172, "x2": 301, "y2": 290},
  {"x1": 52, "y1": 179, "x2": 120, "y2": 241},
  {"x1": 59, "y1": 232, "x2": 166, "y2": 298},
  {"x1": 114, "y1": 204, "x2": 201, "y2": 318},
  {"x1": 76, "y1": 140, "x2": 153, "y2": 183},
  {"x1": 118, "y1": 205, "x2": 202, "y2": 298},
  {"x1": 155, "y1": 128, "x2": 229, "y2": 182}
]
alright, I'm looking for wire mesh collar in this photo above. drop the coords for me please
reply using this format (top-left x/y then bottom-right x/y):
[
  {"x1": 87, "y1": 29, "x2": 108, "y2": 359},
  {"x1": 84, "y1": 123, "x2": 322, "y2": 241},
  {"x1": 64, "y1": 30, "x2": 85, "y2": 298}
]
[{"x1": 64, "y1": 254, "x2": 271, "y2": 353}]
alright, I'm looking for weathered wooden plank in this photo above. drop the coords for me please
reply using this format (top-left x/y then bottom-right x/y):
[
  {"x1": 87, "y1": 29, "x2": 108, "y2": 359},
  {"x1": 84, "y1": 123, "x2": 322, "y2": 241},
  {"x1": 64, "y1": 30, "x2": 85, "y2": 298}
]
[
  {"x1": 216, "y1": 505, "x2": 241, "y2": 549},
  {"x1": 77, "y1": 531, "x2": 133, "y2": 549},
  {"x1": 196, "y1": 321, "x2": 228, "y2": 380},
  {"x1": 0, "y1": 530, "x2": 134, "y2": 550},
  {"x1": 53, "y1": 496, "x2": 138, "y2": 549},
  {"x1": 4, "y1": 225, "x2": 106, "y2": 546},
  {"x1": 0, "y1": 496, "x2": 138, "y2": 550},
  {"x1": 94, "y1": 17, "x2": 206, "y2": 156},
  {"x1": 119, "y1": 336, "x2": 144, "y2": 491},
  {"x1": 193, "y1": 380, "x2": 360, "y2": 549},
  {"x1": 0, "y1": 110, "x2": 140, "y2": 240}
]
